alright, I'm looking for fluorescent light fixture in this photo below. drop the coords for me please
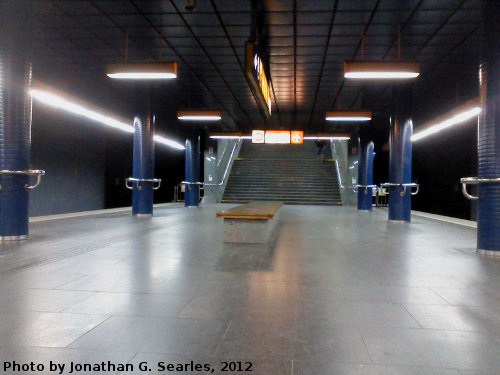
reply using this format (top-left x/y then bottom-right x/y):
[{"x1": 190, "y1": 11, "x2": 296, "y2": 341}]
[
  {"x1": 107, "y1": 62, "x2": 178, "y2": 80},
  {"x1": 177, "y1": 110, "x2": 222, "y2": 121},
  {"x1": 30, "y1": 89, "x2": 135, "y2": 133},
  {"x1": 210, "y1": 132, "x2": 350, "y2": 141},
  {"x1": 209, "y1": 135, "x2": 252, "y2": 139},
  {"x1": 344, "y1": 61, "x2": 419, "y2": 79},
  {"x1": 412, "y1": 98, "x2": 481, "y2": 142},
  {"x1": 30, "y1": 86, "x2": 184, "y2": 150},
  {"x1": 326, "y1": 110, "x2": 372, "y2": 122},
  {"x1": 304, "y1": 136, "x2": 350, "y2": 140},
  {"x1": 153, "y1": 135, "x2": 185, "y2": 150}
]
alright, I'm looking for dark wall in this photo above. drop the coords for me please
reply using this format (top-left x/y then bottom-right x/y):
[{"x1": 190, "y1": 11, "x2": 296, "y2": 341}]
[
  {"x1": 30, "y1": 109, "x2": 107, "y2": 216},
  {"x1": 29, "y1": 106, "x2": 191, "y2": 216},
  {"x1": 412, "y1": 119, "x2": 477, "y2": 220}
]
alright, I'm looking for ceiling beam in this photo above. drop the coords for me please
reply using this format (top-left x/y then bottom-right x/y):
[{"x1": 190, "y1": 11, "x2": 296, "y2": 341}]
[{"x1": 305, "y1": 0, "x2": 340, "y2": 129}]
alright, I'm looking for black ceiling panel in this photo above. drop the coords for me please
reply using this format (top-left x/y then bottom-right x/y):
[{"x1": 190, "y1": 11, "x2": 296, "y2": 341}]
[{"x1": 28, "y1": 0, "x2": 482, "y2": 132}]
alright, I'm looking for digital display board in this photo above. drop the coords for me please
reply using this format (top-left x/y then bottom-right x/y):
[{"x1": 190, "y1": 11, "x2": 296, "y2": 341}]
[{"x1": 246, "y1": 42, "x2": 272, "y2": 117}]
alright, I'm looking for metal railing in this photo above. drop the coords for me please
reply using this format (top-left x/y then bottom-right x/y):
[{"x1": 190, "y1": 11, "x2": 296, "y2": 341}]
[
  {"x1": 175, "y1": 182, "x2": 203, "y2": 202},
  {"x1": 0, "y1": 169, "x2": 46, "y2": 191},
  {"x1": 125, "y1": 177, "x2": 161, "y2": 191},
  {"x1": 380, "y1": 182, "x2": 419, "y2": 197},
  {"x1": 460, "y1": 177, "x2": 500, "y2": 200},
  {"x1": 352, "y1": 184, "x2": 377, "y2": 194}
]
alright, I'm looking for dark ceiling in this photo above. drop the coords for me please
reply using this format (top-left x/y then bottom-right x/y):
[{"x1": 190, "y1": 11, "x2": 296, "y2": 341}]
[{"x1": 30, "y1": 0, "x2": 482, "y2": 133}]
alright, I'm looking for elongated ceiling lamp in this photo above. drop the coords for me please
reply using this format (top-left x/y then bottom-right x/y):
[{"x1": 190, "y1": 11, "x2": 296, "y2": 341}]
[
  {"x1": 344, "y1": 61, "x2": 419, "y2": 79},
  {"x1": 411, "y1": 97, "x2": 481, "y2": 142},
  {"x1": 107, "y1": 62, "x2": 178, "y2": 80},
  {"x1": 177, "y1": 110, "x2": 222, "y2": 121},
  {"x1": 326, "y1": 110, "x2": 372, "y2": 122}
]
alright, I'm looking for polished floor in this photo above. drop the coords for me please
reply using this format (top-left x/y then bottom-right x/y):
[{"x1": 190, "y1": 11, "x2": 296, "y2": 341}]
[{"x1": 0, "y1": 204, "x2": 499, "y2": 374}]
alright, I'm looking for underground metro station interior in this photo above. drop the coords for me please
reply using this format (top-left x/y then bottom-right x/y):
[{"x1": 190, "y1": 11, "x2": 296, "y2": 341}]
[{"x1": 0, "y1": 0, "x2": 499, "y2": 374}]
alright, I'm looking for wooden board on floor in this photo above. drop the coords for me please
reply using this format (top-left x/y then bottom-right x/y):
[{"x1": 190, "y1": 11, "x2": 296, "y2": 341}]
[{"x1": 216, "y1": 201, "x2": 283, "y2": 220}]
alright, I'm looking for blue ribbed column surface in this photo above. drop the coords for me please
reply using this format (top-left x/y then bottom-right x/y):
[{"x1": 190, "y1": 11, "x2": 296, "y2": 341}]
[
  {"x1": 185, "y1": 136, "x2": 200, "y2": 207},
  {"x1": 132, "y1": 114, "x2": 155, "y2": 216},
  {"x1": 0, "y1": 1, "x2": 32, "y2": 239},
  {"x1": 388, "y1": 84, "x2": 413, "y2": 222},
  {"x1": 477, "y1": 0, "x2": 499, "y2": 252},
  {"x1": 358, "y1": 140, "x2": 375, "y2": 211}
]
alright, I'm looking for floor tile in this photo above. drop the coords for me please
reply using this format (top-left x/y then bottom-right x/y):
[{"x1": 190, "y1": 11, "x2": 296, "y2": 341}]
[
  {"x1": 64, "y1": 292, "x2": 191, "y2": 317},
  {"x1": 360, "y1": 326, "x2": 500, "y2": 372},
  {"x1": 69, "y1": 315, "x2": 229, "y2": 357}
]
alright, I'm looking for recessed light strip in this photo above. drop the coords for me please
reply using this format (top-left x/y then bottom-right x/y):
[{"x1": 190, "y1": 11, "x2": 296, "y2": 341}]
[
  {"x1": 303, "y1": 137, "x2": 351, "y2": 140},
  {"x1": 30, "y1": 87, "x2": 184, "y2": 150},
  {"x1": 412, "y1": 98, "x2": 481, "y2": 142}
]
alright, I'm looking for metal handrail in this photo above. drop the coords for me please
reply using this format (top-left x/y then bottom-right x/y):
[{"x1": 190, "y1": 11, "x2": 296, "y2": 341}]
[
  {"x1": 352, "y1": 184, "x2": 377, "y2": 194},
  {"x1": 125, "y1": 177, "x2": 162, "y2": 191},
  {"x1": 0, "y1": 169, "x2": 46, "y2": 191},
  {"x1": 460, "y1": 177, "x2": 500, "y2": 200},
  {"x1": 380, "y1": 182, "x2": 419, "y2": 197}
]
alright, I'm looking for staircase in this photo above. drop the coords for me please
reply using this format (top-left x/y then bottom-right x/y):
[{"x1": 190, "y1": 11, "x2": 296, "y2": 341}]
[{"x1": 222, "y1": 142, "x2": 342, "y2": 205}]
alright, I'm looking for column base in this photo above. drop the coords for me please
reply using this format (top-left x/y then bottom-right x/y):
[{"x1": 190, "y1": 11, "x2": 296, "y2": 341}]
[
  {"x1": 0, "y1": 234, "x2": 30, "y2": 241},
  {"x1": 477, "y1": 249, "x2": 500, "y2": 256},
  {"x1": 134, "y1": 213, "x2": 152, "y2": 218},
  {"x1": 388, "y1": 219, "x2": 410, "y2": 223}
]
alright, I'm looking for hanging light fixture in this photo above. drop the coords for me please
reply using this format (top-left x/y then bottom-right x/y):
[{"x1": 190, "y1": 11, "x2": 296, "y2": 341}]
[
  {"x1": 107, "y1": 62, "x2": 178, "y2": 80},
  {"x1": 326, "y1": 110, "x2": 372, "y2": 122},
  {"x1": 344, "y1": 61, "x2": 419, "y2": 79},
  {"x1": 177, "y1": 110, "x2": 222, "y2": 121}
]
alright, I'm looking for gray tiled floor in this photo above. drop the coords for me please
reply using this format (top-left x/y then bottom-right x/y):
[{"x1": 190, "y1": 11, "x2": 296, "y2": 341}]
[{"x1": 0, "y1": 204, "x2": 499, "y2": 374}]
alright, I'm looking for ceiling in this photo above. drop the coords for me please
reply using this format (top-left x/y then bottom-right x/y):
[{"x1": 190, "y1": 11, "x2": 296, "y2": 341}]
[{"x1": 30, "y1": 0, "x2": 482, "y2": 133}]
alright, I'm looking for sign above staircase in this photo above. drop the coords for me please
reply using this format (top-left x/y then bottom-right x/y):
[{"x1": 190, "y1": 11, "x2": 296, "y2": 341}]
[
  {"x1": 210, "y1": 132, "x2": 350, "y2": 142},
  {"x1": 252, "y1": 130, "x2": 304, "y2": 144}
]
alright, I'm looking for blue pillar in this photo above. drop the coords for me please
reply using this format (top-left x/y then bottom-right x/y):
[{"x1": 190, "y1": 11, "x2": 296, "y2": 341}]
[
  {"x1": 185, "y1": 135, "x2": 200, "y2": 207},
  {"x1": 477, "y1": 0, "x2": 499, "y2": 253},
  {"x1": 0, "y1": 1, "x2": 32, "y2": 240},
  {"x1": 358, "y1": 140, "x2": 375, "y2": 211},
  {"x1": 388, "y1": 84, "x2": 413, "y2": 222},
  {"x1": 132, "y1": 113, "x2": 155, "y2": 216}
]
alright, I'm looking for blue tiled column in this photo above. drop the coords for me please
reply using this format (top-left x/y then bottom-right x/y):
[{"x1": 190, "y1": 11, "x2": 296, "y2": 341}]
[
  {"x1": 0, "y1": 1, "x2": 32, "y2": 240},
  {"x1": 477, "y1": 0, "x2": 499, "y2": 254},
  {"x1": 358, "y1": 140, "x2": 375, "y2": 211},
  {"x1": 132, "y1": 113, "x2": 155, "y2": 216},
  {"x1": 388, "y1": 84, "x2": 413, "y2": 222},
  {"x1": 185, "y1": 135, "x2": 200, "y2": 207}
]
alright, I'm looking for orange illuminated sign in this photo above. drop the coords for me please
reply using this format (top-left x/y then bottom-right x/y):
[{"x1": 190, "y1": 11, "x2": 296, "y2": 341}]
[
  {"x1": 252, "y1": 130, "x2": 265, "y2": 143},
  {"x1": 251, "y1": 130, "x2": 303, "y2": 144},
  {"x1": 291, "y1": 131, "x2": 304, "y2": 144},
  {"x1": 246, "y1": 42, "x2": 272, "y2": 117}
]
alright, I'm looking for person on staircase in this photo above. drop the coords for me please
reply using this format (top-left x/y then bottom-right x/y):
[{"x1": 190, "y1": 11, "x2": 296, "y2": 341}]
[{"x1": 315, "y1": 139, "x2": 327, "y2": 163}]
